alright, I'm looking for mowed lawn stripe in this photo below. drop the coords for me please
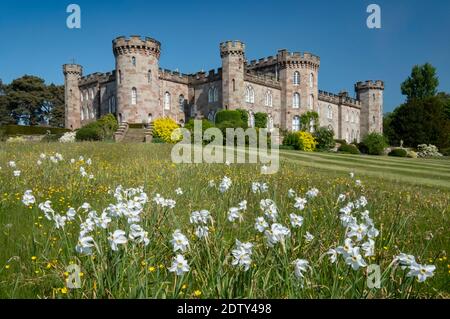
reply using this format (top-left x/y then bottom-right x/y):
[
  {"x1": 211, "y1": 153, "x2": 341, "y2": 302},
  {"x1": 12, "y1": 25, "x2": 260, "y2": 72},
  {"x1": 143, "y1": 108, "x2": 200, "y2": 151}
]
[
  {"x1": 279, "y1": 152, "x2": 450, "y2": 189},
  {"x1": 279, "y1": 149, "x2": 450, "y2": 172}
]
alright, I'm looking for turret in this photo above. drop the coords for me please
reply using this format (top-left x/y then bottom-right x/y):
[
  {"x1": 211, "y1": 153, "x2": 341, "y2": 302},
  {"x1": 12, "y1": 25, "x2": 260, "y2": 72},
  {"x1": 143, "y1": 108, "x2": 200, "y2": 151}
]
[
  {"x1": 220, "y1": 40, "x2": 245, "y2": 109},
  {"x1": 355, "y1": 80, "x2": 384, "y2": 136},
  {"x1": 113, "y1": 35, "x2": 161, "y2": 124},
  {"x1": 63, "y1": 64, "x2": 83, "y2": 130}
]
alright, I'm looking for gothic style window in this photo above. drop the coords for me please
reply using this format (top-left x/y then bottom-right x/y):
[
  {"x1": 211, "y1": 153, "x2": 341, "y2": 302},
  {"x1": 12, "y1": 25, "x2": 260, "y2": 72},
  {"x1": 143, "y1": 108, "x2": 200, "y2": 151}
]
[
  {"x1": 265, "y1": 90, "x2": 273, "y2": 107},
  {"x1": 309, "y1": 73, "x2": 314, "y2": 88},
  {"x1": 327, "y1": 105, "x2": 333, "y2": 119},
  {"x1": 293, "y1": 71, "x2": 300, "y2": 85},
  {"x1": 293, "y1": 93, "x2": 300, "y2": 108},
  {"x1": 245, "y1": 86, "x2": 255, "y2": 103},
  {"x1": 119, "y1": 70, "x2": 122, "y2": 84},
  {"x1": 164, "y1": 92, "x2": 171, "y2": 110},
  {"x1": 208, "y1": 87, "x2": 214, "y2": 103},
  {"x1": 213, "y1": 87, "x2": 219, "y2": 102},
  {"x1": 178, "y1": 95, "x2": 185, "y2": 112},
  {"x1": 148, "y1": 70, "x2": 152, "y2": 84},
  {"x1": 372, "y1": 115, "x2": 376, "y2": 124},
  {"x1": 80, "y1": 93, "x2": 84, "y2": 102},
  {"x1": 267, "y1": 114, "x2": 274, "y2": 131},
  {"x1": 81, "y1": 106, "x2": 85, "y2": 121},
  {"x1": 308, "y1": 94, "x2": 314, "y2": 109},
  {"x1": 90, "y1": 89, "x2": 94, "y2": 100},
  {"x1": 249, "y1": 111, "x2": 255, "y2": 128},
  {"x1": 309, "y1": 119, "x2": 315, "y2": 133},
  {"x1": 132, "y1": 56, "x2": 136, "y2": 67},
  {"x1": 232, "y1": 79, "x2": 236, "y2": 92},
  {"x1": 131, "y1": 87, "x2": 137, "y2": 105},
  {"x1": 85, "y1": 91, "x2": 89, "y2": 101},
  {"x1": 292, "y1": 116, "x2": 300, "y2": 131}
]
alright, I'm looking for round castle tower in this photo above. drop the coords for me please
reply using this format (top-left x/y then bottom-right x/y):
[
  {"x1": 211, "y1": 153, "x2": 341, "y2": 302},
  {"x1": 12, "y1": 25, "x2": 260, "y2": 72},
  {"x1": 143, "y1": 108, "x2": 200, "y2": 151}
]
[
  {"x1": 113, "y1": 35, "x2": 161, "y2": 124},
  {"x1": 63, "y1": 64, "x2": 83, "y2": 130},
  {"x1": 355, "y1": 80, "x2": 384, "y2": 136},
  {"x1": 220, "y1": 40, "x2": 245, "y2": 109}
]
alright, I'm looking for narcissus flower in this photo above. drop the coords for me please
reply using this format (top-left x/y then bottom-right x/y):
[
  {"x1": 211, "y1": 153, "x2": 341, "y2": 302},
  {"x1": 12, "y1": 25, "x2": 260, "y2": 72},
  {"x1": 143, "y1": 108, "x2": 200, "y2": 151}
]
[
  {"x1": 168, "y1": 254, "x2": 190, "y2": 276},
  {"x1": 108, "y1": 230, "x2": 128, "y2": 251},
  {"x1": 170, "y1": 229, "x2": 189, "y2": 252}
]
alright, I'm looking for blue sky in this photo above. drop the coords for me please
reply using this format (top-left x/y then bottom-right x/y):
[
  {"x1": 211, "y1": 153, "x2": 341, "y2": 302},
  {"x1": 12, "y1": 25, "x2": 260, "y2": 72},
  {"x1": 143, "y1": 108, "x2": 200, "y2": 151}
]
[{"x1": 0, "y1": 0, "x2": 449, "y2": 113}]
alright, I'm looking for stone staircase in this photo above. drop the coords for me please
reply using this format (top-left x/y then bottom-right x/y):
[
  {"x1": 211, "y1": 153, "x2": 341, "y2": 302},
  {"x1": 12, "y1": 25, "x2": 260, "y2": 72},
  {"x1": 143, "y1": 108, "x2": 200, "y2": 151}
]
[{"x1": 114, "y1": 122, "x2": 153, "y2": 143}]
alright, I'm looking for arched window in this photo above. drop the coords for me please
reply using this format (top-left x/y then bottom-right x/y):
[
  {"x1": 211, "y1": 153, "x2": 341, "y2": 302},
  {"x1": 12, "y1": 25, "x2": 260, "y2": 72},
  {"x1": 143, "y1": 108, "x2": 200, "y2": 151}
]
[
  {"x1": 308, "y1": 94, "x2": 314, "y2": 109},
  {"x1": 80, "y1": 93, "x2": 84, "y2": 102},
  {"x1": 90, "y1": 89, "x2": 94, "y2": 99},
  {"x1": 131, "y1": 88, "x2": 137, "y2": 105},
  {"x1": 208, "y1": 111, "x2": 215, "y2": 123},
  {"x1": 373, "y1": 93, "x2": 376, "y2": 102},
  {"x1": 119, "y1": 70, "x2": 122, "y2": 84},
  {"x1": 213, "y1": 87, "x2": 219, "y2": 102},
  {"x1": 351, "y1": 129, "x2": 355, "y2": 141},
  {"x1": 345, "y1": 110, "x2": 349, "y2": 122},
  {"x1": 309, "y1": 73, "x2": 314, "y2": 88},
  {"x1": 232, "y1": 79, "x2": 236, "y2": 92},
  {"x1": 90, "y1": 107, "x2": 95, "y2": 119},
  {"x1": 249, "y1": 111, "x2": 255, "y2": 128},
  {"x1": 112, "y1": 96, "x2": 116, "y2": 113},
  {"x1": 372, "y1": 115, "x2": 376, "y2": 124},
  {"x1": 267, "y1": 114, "x2": 274, "y2": 131},
  {"x1": 346, "y1": 129, "x2": 350, "y2": 142},
  {"x1": 148, "y1": 70, "x2": 152, "y2": 84},
  {"x1": 178, "y1": 95, "x2": 185, "y2": 112},
  {"x1": 81, "y1": 106, "x2": 85, "y2": 121},
  {"x1": 132, "y1": 56, "x2": 136, "y2": 66},
  {"x1": 293, "y1": 71, "x2": 300, "y2": 85},
  {"x1": 292, "y1": 116, "x2": 300, "y2": 131},
  {"x1": 309, "y1": 119, "x2": 315, "y2": 133},
  {"x1": 164, "y1": 92, "x2": 171, "y2": 110},
  {"x1": 85, "y1": 91, "x2": 89, "y2": 101},
  {"x1": 327, "y1": 105, "x2": 333, "y2": 119},
  {"x1": 293, "y1": 93, "x2": 300, "y2": 108},
  {"x1": 208, "y1": 87, "x2": 214, "y2": 103},
  {"x1": 245, "y1": 86, "x2": 255, "y2": 103},
  {"x1": 265, "y1": 90, "x2": 273, "y2": 107}
]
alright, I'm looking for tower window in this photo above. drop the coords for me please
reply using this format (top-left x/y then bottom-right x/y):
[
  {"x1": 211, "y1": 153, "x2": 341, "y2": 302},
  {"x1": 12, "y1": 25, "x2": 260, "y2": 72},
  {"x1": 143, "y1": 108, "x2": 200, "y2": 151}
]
[
  {"x1": 245, "y1": 86, "x2": 254, "y2": 103},
  {"x1": 119, "y1": 70, "x2": 122, "y2": 84},
  {"x1": 148, "y1": 70, "x2": 152, "y2": 83},
  {"x1": 85, "y1": 91, "x2": 89, "y2": 101},
  {"x1": 90, "y1": 89, "x2": 94, "y2": 99},
  {"x1": 327, "y1": 105, "x2": 333, "y2": 119},
  {"x1": 80, "y1": 93, "x2": 83, "y2": 102},
  {"x1": 81, "y1": 106, "x2": 85, "y2": 121},
  {"x1": 232, "y1": 79, "x2": 236, "y2": 92},
  {"x1": 373, "y1": 93, "x2": 376, "y2": 102},
  {"x1": 164, "y1": 92, "x2": 171, "y2": 110},
  {"x1": 292, "y1": 116, "x2": 300, "y2": 131},
  {"x1": 373, "y1": 115, "x2": 376, "y2": 124},
  {"x1": 308, "y1": 94, "x2": 314, "y2": 110},
  {"x1": 293, "y1": 71, "x2": 300, "y2": 85},
  {"x1": 131, "y1": 87, "x2": 137, "y2": 105},
  {"x1": 214, "y1": 87, "x2": 219, "y2": 102},
  {"x1": 293, "y1": 92, "x2": 300, "y2": 108},
  {"x1": 179, "y1": 94, "x2": 185, "y2": 112},
  {"x1": 309, "y1": 73, "x2": 314, "y2": 88},
  {"x1": 132, "y1": 56, "x2": 136, "y2": 67},
  {"x1": 208, "y1": 87, "x2": 214, "y2": 103},
  {"x1": 265, "y1": 90, "x2": 273, "y2": 107},
  {"x1": 249, "y1": 111, "x2": 255, "y2": 128}
]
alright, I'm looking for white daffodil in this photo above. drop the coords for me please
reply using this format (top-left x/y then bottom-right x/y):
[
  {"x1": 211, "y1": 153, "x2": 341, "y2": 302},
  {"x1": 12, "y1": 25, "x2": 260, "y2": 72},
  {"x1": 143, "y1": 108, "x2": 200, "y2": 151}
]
[
  {"x1": 238, "y1": 200, "x2": 247, "y2": 211},
  {"x1": 100, "y1": 212, "x2": 112, "y2": 229},
  {"x1": 304, "y1": 231, "x2": 314, "y2": 243},
  {"x1": 288, "y1": 189, "x2": 296, "y2": 198},
  {"x1": 265, "y1": 224, "x2": 291, "y2": 246},
  {"x1": 407, "y1": 263, "x2": 436, "y2": 282},
  {"x1": 170, "y1": 229, "x2": 189, "y2": 253},
  {"x1": 227, "y1": 207, "x2": 243, "y2": 222},
  {"x1": 38, "y1": 201, "x2": 54, "y2": 220},
  {"x1": 195, "y1": 225, "x2": 209, "y2": 238},
  {"x1": 326, "y1": 248, "x2": 338, "y2": 263},
  {"x1": 306, "y1": 188, "x2": 319, "y2": 198},
  {"x1": 75, "y1": 236, "x2": 95, "y2": 255},
  {"x1": 108, "y1": 230, "x2": 128, "y2": 251},
  {"x1": 260, "y1": 199, "x2": 278, "y2": 222},
  {"x1": 361, "y1": 239, "x2": 375, "y2": 257},
  {"x1": 53, "y1": 214, "x2": 67, "y2": 229},
  {"x1": 355, "y1": 180, "x2": 362, "y2": 186},
  {"x1": 289, "y1": 213, "x2": 304, "y2": 228},
  {"x1": 337, "y1": 238, "x2": 354, "y2": 257},
  {"x1": 208, "y1": 180, "x2": 216, "y2": 188},
  {"x1": 293, "y1": 259, "x2": 310, "y2": 279},
  {"x1": 254, "y1": 217, "x2": 269, "y2": 233},
  {"x1": 347, "y1": 223, "x2": 368, "y2": 242},
  {"x1": 80, "y1": 202, "x2": 91, "y2": 211},
  {"x1": 66, "y1": 207, "x2": 76, "y2": 221},
  {"x1": 345, "y1": 247, "x2": 367, "y2": 270},
  {"x1": 39, "y1": 153, "x2": 46, "y2": 160},
  {"x1": 294, "y1": 197, "x2": 307, "y2": 210},
  {"x1": 231, "y1": 240, "x2": 253, "y2": 271},
  {"x1": 235, "y1": 240, "x2": 253, "y2": 255},
  {"x1": 175, "y1": 188, "x2": 183, "y2": 195},
  {"x1": 8, "y1": 161, "x2": 16, "y2": 168},
  {"x1": 394, "y1": 253, "x2": 417, "y2": 269},
  {"x1": 22, "y1": 190, "x2": 35, "y2": 206},
  {"x1": 219, "y1": 176, "x2": 232, "y2": 193},
  {"x1": 70, "y1": 158, "x2": 76, "y2": 164},
  {"x1": 37, "y1": 160, "x2": 42, "y2": 166},
  {"x1": 86, "y1": 158, "x2": 92, "y2": 165},
  {"x1": 349, "y1": 172, "x2": 354, "y2": 178},
  {"x1": 337, "y1": 194, "x2": 346, "y2": 202},
  {"x1": 169, "y1": 254, "x2": 190, "y2": 276},
  {"x1": 13, "y1": 170, "x2": 21, "y2": 177},
  {"x1": 129, "y1": 224, "x2": 149, "y2": 246}
]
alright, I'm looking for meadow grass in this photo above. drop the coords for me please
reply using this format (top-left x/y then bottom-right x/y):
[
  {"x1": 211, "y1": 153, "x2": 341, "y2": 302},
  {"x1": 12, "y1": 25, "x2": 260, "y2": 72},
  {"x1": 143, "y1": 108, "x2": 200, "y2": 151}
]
[{"x1": 0, "y1": 142, "x2": 448, "y2": 299}]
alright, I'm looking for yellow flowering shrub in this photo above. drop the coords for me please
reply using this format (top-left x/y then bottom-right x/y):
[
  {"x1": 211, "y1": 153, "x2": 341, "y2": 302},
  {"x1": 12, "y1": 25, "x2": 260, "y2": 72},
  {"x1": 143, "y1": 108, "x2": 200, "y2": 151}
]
[
  {"x1": 152, "y1": 117, "x2": 181, "y2": 143},
  {"x1": 295, "y1": 131, "x2": 317, "y2": 152}
]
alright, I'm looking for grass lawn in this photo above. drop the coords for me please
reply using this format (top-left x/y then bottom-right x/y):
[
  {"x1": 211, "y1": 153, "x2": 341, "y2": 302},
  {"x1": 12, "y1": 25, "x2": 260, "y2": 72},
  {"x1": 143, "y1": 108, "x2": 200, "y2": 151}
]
[{"x1": 0, "y1": 142, "x2": 448, "y2": 298}]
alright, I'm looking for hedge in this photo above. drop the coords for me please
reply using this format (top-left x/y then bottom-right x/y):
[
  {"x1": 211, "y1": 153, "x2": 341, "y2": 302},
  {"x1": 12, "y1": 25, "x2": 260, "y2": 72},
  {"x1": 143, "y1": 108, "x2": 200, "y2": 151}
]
[
  {"x1": 338, "y1": 144, "x2": 360, "y2": 154},
  {"x1": 254, "y1": 112, "x2": 268, "y2": 128},
  {"x1": 0, "y1": 125, "x2": 70, "y2": 136},
  {"x1": 215, "y1": 110, "x2": 244, "y2": 125},
  {"x1": 388, "y1": 148, "x2": 408, "y2": 157}
]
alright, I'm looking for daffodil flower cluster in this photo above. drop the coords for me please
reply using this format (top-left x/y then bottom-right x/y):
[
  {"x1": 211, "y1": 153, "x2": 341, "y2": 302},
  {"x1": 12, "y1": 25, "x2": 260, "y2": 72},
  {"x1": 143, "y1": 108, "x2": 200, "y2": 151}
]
[{"x1": 394, "y1": 253, "x2": 436, "y2": 282}]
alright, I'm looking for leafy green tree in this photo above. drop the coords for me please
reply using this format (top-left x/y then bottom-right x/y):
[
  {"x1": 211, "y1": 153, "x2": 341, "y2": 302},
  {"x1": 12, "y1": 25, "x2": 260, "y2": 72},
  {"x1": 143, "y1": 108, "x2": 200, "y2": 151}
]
[
  {"x1": 47, "y1": 84, "x2": 65, "y2": 127},
  {"x1": 362, "y1": 132, "x2": 388, "y2": 155},
  {"x1": 254, "y1": 112, "x2": 268, "y2": 128},
  {"x1": 401, "y1": 63, "x2": 439, "y2": 101},
  {"x1": 314, "y1": 126, "x2": 335, "y2": 151}
]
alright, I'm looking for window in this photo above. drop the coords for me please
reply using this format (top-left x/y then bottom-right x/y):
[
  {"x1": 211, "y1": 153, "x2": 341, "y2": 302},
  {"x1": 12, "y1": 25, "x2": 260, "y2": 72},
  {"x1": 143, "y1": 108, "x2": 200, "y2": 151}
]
[
  {"x1": 132, "y1": 56, "x2": 136, "y2": 66},
  {"x1": 208, "y1": 87, "x2": 214, "y2": 103},
  {"x1": 351, "y1": 129, "x2": 355, "y2": 142},
  {"x1": 85, "y1": 91, "x2": 89, "y2": 101},
  {"x1": 119, "y1": 70, "x2": 122, "y2": 84},
  {"x1": 112, "y1": 96, "x2": 116, "y2": 113},
  {"x1": 81, "y1": 93, "x2": 84, "y2": 102},
  {"x1": 293, "y1": 71, "x2": 300, "y2": 85},
  {"x1": 164, "y1": 92, "x2": 171, "y2": 110},
  {"x1": 148, "y1": 70, "x2": 152, "y2": 83},
  {"x1": 90, "y1": 107, "x2": 95, "y2": 119},
  {"x1": 90, "y1": 89, "x2": 94, "y2": 99},
  {"x1": 373, "y1": 93, "x2": 376, "y2": 102},
  {"x1": 345, "y1": 110, "x2": 349, "y2": 122},
  {"x1": 293, "y1": 93, "x2": 300, "y2": 108},
  {"x1": 309, "y1": 119, "x2": 315, "y2": 133},
  {"x1": 308, "y1": 94, "x2": 314, "y2": 110},
  {"x1": 267, "y1": 115, "x2": 274, "y2": 131},
  {"x1": 249, "y1": 112, "x2": 255, "y2": 128},
  {"x1": 327, "y1": 105, "x2": 333, "y2": 119},
  {"x1": 351, "y1": 111, "x2": 354, "y2": 123},
  {"x1": 81, "y1": 107, "x2": 85, "y2": 121},
  {"x1": 245, "y1": 86, "x2": 254, "y2": 103},
  {"x1": 179, "y1": 95, "x2": 185, "y2": 112},
  {"x1": 265, "y1": 90, "x2": 273, "y2": 107},
  {"x1": 232, "y1": 79, "x2": 236, "y2": 92},
  {"x1": 292, "y1": 116, "x2": 300, "y2": 131},
  {"x1": 346, "y1": 129, "x2": 350, "y2": 142},
  {"x1": 213, "y1": 87, "x2": 219, "y2": 102},
  {"x1": 108, "y1": 99, "x2": 112, "y2": 113},
  {"x1": 131, "y1": 87, "x2": 137, "y2": 105},
  {"x1": 208, "y1": 111, "x2": 215, "y2": 123},
  {"x1": 309, "y1": 73, "x2": 314, "y2": 88},
  {"x1": 372, "y1": 115, "x2": 376, "y2": 124}
]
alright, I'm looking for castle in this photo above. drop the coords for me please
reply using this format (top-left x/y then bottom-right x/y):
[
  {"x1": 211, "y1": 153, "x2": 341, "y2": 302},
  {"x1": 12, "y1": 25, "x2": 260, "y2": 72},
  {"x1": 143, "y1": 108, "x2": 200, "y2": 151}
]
[{"x1": 63, "y1": 35, "x2": 384, "y2": 142}]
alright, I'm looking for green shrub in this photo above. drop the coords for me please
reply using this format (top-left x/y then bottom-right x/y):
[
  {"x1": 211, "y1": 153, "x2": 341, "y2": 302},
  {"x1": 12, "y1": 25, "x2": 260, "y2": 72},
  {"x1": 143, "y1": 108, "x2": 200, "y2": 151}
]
[
  {"x1": 283, "y1": 131, "x2": 317, "y2": 151},
  {"x1": 0, "y1": 125, "x2": 69, "y2": 136},
  {"x1": 283, "y1": 132, "x2": 300, "y2": 148},
  {"x1": 362, "y1": 132, "x2": 388, "y2": 155},
  {"x1": 41, "y1": 133, "x2": 64, "y2": 143},
  {"x1": 441, "y1": 147, "x2": 450, "y2": 156},
  {"x1": 338, "y1": 144, "x2": 360, "y2": 154},
  {"x1": 151, "y1": 137, "x2": 165, "y2": 144},
  {"x1": 184, "y1": 119, "x2": 215, "y2": 144},
  {"x1": 279, "y1": 145, "x2": 295, "y2": 150},
  {"x1": 388, "y1": 148, "x2": 408, "y2": 157},
  {"x1": 314, "y1": 127, "x2": 335, "y2": 151},
  {"x1": 335, "y1": 139, "x2": 347, "y2": 145},
  {"x1": 215, "y1": 110, "x2": 247, "y2": 129},
  {"x1": 96, "y1": 114, "x2": 119, "y2": 139},
  {"x1": 357, "y1": 142, "x2": 369, "y2": 154},
  {"x1": 76, "y1": 125, "x2": 102, "y2": 141},
  {"x1": 235, "y1": 109, "x2": 249, "y2": 126},
  {"x1": 254, "y1": 112, "x2": 268, "y2": 128}
]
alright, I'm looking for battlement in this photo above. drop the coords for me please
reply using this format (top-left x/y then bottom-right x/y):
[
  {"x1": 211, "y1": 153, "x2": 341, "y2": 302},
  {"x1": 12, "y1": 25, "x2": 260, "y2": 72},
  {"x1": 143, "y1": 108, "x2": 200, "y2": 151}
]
[
  {"x1": 113, "y1": 35, "x2": 161, "y2": 58},
  {"x1": 355, "y1": 80, "x2": 384, "y2": 91},
  {"x1": 188, "y1": 68, "x2": 223, "y2": 85},
  {"x1": 220, "y1": 40, "x2": 245, "y2": 58},
  {"x1": 318, "y1": 90, "x2": 361, "y2": 108},
  {"x1": 276, "y1": 49, "x2": 320, "y2": 69},
  {"x1": 79, "y1": 71, "x2": 115, "y2": 86},
  {"x1": 159, "y1": 68, "x2": 190, "y2": 84},
  {"x1": 246, "y1": 55, "x2": 278, "y2": 69},
  {"x1": 244, "y1": 70, "x2": 281, "y2": 89},
  {"x1": 63, "y1": 64, "x2": 83, "y2": 76}
]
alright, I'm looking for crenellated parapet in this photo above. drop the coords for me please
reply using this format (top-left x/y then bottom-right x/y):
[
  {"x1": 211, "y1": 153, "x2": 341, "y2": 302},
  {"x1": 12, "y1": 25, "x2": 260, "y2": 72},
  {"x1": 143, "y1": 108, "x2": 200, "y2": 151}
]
[
  {"x1": 276, "y1": 49, "x2": 320, "y2": 70},
  {"x1": 220, "y1": 40, "x2": 245, "y2": 58},
  {"x1": 113, "y1": 35, "x2": 161, "y2": 59},
  {"x1": 188, "y1": 68, "x2": 223, "y2": 85},
  {"x1": 63, "y1": 64, "x2": 83, "y2": 76},
  {"x1": 355, "y1": 80, "x2": 384, "y2": 91},
  {"x1": 318, "y1": 90, "x2": 361, "y2": 108},
  {"x1": 159, "y1": 68, "x2": 190, "y2": 84},
  {"x1": 244, "y1": 70, "x2": 281, "y2": 89}
]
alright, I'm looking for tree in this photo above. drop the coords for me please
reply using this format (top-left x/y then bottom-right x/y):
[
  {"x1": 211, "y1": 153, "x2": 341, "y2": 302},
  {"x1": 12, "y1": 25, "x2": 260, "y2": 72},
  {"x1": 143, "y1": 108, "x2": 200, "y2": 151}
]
[
  {"x1": 47, "y1": 84, "x2": 65, "y2": 127},
  {"x1": 401, "y1": 63, "x2": 439, "y2": 101}
]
